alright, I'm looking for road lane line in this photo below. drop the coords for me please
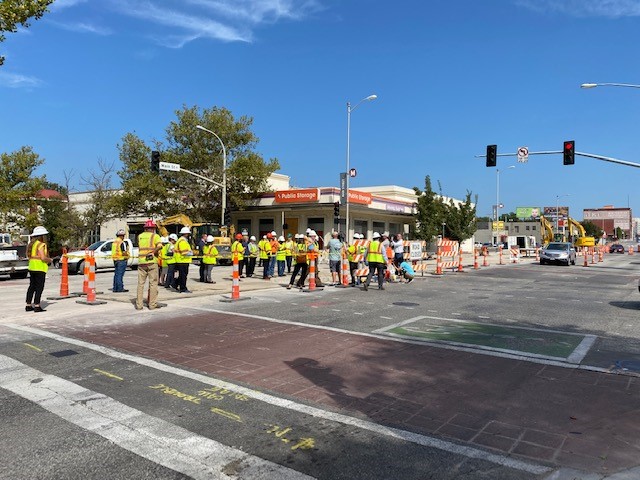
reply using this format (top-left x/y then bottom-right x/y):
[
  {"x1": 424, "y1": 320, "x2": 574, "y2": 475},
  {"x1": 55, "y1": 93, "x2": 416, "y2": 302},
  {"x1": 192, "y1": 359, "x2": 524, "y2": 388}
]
[
  {"x1": 6, "y1": 325, "x2": 549, "y2": 475},
  {"x1": 0, "y1": 354, "x2": 313, "y2": 480},
  {"x1": 567, "y1": 335, "x2": 598, "y2": 364},
  {"x1": 93, "y1": 368, "x2": 124, "y2": 381},
  {"x1": 23, "y1": 343, "x2": 42, "y2": 352}
]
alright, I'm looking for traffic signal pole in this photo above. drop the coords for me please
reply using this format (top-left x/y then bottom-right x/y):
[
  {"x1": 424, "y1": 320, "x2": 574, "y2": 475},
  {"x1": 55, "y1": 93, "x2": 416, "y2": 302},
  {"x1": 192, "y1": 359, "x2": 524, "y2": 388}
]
[{"x1": 476, "y1": 150, "x2": 640, "y2": 169}]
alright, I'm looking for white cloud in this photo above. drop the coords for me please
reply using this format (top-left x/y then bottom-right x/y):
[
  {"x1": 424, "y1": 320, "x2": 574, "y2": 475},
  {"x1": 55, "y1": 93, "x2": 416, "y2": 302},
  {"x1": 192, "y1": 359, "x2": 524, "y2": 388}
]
[
  {"x1": 50, "y1": 0, "x2": 321, "y2": 47},
  {"x1": 516, "y1": 0, "x2": 640, "y2": 17},
  {"x1": 50, "y1": 21, "x2": 112, "y2": 35},
  {"x1": 0, "y1": 72, "x2": 43, "y2": 89},
  {"x1": 49, "y1": 0, "x2": 90, "y2": 11}
]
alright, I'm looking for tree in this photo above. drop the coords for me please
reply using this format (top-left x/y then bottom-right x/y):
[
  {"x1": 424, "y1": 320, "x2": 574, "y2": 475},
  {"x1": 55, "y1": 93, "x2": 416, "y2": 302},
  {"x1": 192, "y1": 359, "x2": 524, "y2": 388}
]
[
  {"x1": 39, "y1": 180, "x2": 83, "y2": 253},
  {"x1": 112, "y1": 105, "x2": 280, "y2": 223},
  {"x1": 0, "y1": 146, "x2": 45, "y2": 233},
  {"x1": 0, "y1": 0, "x2": 54, "y2": 66},
  {"x1": 444, "y1": 191, "x2": 478, "y2": 242},
  {"x1": 413, "y1": 176, "x2": 446, "y2": 241},
  {"x1": 582, "y1": 221, "x2": 603, "y2": 240}
]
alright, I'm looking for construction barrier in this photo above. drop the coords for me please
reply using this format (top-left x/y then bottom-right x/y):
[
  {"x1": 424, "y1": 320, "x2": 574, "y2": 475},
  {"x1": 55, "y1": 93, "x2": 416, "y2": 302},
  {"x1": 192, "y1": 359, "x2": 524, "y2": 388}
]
[
  {"x1": 335, "y1": 251, "x2": 350, "y2": 288},
  {"x1": 591, "y1": 247, "x2": 596, "y2": 264},
  {"x1": 435, "y1": 239, "x2": 459, "y2": 274},
  {"x1": 498, "y1": 245, "x2": 503, "y2": 265},
  {"x1": 473, "y1": 248, "x2": 479, "y2": 270},
  {"x1": 483, "y1": 249, "x2": 489, "y2": 267},
  {"x1": 583, "y1": 247, "x2": 589, "y2": 267},
  {"x1": 510, "y1": 248, "x2": 519, "y2": 264},
  {"x1": 535, "y1": 248, "x2": 540, "y2": 262},
  {"x1": 630, "y1": 246, "x2": 634, "y2": 256},
  {"x1": 220, "y1": 253, "x2": 249, "y2": 302},
  {"x1": 76, "y1": 253, "x2": 106, "y2": 306},
  {"x1": 598, "y1": 246, "x2": 604, "y2": 262},
  {"x1": 305, "y1": 252, "x2": 318, "y2": 292},
  {"x1": 47, "y1": 249, "x2": 79, "y2": 300}
]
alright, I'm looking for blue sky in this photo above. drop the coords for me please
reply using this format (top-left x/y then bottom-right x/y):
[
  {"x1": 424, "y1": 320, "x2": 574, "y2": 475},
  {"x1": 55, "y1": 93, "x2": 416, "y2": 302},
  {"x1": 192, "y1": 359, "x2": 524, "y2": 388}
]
[{"x1": 2, "y1": 0, "x2": 640, "y2": 220}]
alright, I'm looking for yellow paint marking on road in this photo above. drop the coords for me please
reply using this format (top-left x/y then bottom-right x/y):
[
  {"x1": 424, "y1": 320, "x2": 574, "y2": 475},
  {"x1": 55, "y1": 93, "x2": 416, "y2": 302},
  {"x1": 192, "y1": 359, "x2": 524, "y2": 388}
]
[
  {"x1": 210, "y1": 407, "x2": 242, "y2": 422},
  {"x1": 93, "y1": 369, "x2": 124, "y2": 381},
  {"x1": 23, "y1": 343, "x2": 42, "y2": 352}
]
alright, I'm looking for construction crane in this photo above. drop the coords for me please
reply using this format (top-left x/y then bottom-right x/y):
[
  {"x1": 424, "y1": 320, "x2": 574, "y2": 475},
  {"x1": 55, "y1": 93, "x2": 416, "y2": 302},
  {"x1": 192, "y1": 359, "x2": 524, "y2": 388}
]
[
  {"x1": 540, "y1": 215, "x2": 554, "y2": 245},
  {"x1": 568, "y1": 217, "x2": 596, "y2": 247}
]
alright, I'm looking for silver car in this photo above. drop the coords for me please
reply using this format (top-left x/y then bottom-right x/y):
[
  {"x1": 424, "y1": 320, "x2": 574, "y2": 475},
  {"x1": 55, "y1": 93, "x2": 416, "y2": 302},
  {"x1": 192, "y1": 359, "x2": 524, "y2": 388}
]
[{"x1": 540, "y1": 242, "x2": 576, "y2": 266}]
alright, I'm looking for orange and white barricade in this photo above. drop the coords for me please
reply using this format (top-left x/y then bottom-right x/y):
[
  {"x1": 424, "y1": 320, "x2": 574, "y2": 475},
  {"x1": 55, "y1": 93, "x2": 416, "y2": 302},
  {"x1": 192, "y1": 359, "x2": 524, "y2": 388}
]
[
  {"x1": 598, "y1": 245, "x2": 604, "y2": 262},
  {"x1": 221, "y1": 253, "x2": 250, "y2": 302},
  {"x1": 535, "y1": 248, "x2": 540, "y2": 262},
  {"x1": 436, "y1": 239, "x2": 458, "y2": 274},
  {"x1": 509, "y1": 247, "x2": 519, "y2": 264},
  {"x1": 76, "y1": 252, "x2": 106, "y2": 305},
  {"x1": 48, "y1": 248, "x2": 79, "y2": 300},
  {"x1": 629, "y1": 246, "x2": 635, "y2": 256},
  {"x1": 583, "y1": 247, "x2": 589, "y2": 267},
  {"x1": 473, "y1": 248, "x2": 479, "y2": 270}
]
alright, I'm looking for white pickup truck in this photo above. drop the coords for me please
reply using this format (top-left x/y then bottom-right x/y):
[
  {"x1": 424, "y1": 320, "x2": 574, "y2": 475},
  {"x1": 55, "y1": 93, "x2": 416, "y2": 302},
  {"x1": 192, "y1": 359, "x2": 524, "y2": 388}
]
[
  {"x1": 0, "y1": 233, "x2": 29, "y2": 279},
  {"x1": 66, "y1": 239, "x2": 139, "y2": 274}
]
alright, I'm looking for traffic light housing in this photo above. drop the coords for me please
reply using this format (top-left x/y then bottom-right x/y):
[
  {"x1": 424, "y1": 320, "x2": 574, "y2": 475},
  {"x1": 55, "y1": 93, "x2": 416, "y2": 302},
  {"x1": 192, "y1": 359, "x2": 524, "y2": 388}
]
[
  {"x1": 223, "y1": 207, "x2": 231, "y2": 226},
  {"x1": 151, "y1": 151, "x2": 160, "y2": 173},
  {"x1": 333, "y1": 201, "x2": 340, "y2": 218},
  {"x1": 563, "y1": 140, "x2": 575, "y2": 165},
  {"x1": 486, "y1": 145, "x2": 497, "y2": 167}
]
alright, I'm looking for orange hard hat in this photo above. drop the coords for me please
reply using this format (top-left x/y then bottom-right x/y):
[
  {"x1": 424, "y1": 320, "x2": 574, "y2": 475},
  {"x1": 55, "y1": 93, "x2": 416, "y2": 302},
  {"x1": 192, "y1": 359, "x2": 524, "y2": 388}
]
[
  {"x1": 144, "y1": 219, "x2": 157, "y2": 228},
  {"x1": 235, "y1": 233, "x2": 243, "y2": 240},
  {"x1": 266, "y1": 233, "x2": 273, "y2": 239}
]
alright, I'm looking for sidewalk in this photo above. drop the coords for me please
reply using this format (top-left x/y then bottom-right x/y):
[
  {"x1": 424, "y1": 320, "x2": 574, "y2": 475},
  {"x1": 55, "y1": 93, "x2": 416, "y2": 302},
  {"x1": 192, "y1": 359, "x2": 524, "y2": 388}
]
[{"x1": 47, "y1": 309, "x2": 640, "y2": 476}]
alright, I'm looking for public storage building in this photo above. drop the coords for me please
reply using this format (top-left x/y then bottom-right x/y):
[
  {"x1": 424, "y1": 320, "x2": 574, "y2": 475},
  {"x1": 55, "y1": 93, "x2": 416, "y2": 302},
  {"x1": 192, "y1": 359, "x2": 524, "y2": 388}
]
[{"x1": 232, "y1": 176, "x2": 417, "y2": 247}]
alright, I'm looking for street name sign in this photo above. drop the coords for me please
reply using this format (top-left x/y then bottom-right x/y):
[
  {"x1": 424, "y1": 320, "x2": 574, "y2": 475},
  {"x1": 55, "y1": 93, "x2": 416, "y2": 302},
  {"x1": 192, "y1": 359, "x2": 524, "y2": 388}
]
[{"x1": 160, "y1": 161, "x2": 180, "y2": 172}]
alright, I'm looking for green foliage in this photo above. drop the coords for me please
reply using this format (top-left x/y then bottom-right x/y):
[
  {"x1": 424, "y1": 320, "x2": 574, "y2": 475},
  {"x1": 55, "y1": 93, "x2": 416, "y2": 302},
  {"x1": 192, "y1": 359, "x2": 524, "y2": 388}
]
[
  {"x1": 413, "y1": 176, "x2": 446, "y2": 240},
  {"x1": 444, "y1": 191, "x2": 478, "y2": 242},
  {"x1": 413, "y1": 176, "x2": 477, "y2": 242},
  {"x1": 582, "y1": 221, "x2": 603, "y2": 240},
  {"x1": 0, "y1": 0, "x2": 53, "y2": 65},
  {"x1": 0, "y1": 146, "x2": 45, "y2": 230},
  {"x1": 39, "y1": 181, "x2": 84, "y2": 253},
  {"x1": 112, "y1": 105, "x2": 280, "y2": 223}
]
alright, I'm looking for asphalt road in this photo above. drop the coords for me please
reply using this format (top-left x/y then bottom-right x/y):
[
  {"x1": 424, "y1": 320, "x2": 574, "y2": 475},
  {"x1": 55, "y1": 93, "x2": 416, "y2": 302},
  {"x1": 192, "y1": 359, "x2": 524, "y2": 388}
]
[{"x1": 1, "y1": 252, "x2": 639, "y2": 479}]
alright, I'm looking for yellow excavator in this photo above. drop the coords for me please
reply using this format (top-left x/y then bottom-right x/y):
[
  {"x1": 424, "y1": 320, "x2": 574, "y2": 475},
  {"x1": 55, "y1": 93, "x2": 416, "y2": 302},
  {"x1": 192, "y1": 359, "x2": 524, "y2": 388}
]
[
  {"x1": 540, "y1": 215, "x2": 555, "y2": 245},
  {"x1": 157, "y1": 214, "x2": 232, "y2": 264},
  {"x1": 568, "y1": 217, "x2": 595, "y2": 247}
]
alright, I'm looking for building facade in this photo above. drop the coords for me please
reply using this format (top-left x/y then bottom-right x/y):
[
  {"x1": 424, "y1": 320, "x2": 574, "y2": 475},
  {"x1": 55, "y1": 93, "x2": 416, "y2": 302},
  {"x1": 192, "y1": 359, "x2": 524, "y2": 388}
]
[{"x1": 583, "y1": 206, "x2": 633, "y2": 240}]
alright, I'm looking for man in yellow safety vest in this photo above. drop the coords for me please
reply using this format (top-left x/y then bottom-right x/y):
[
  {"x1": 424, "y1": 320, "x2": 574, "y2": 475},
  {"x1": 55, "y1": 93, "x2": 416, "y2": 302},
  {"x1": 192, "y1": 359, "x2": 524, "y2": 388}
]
[
  {"x1": 363, "y1": 232, "x2": 386, "y2": 291},
  {"x1": 136, "y1": 220, "x2": 163, "y2": 310},
  {"x1": 173, "y1": 226, "x2": 194, "y2": 293},
  {"x1": 202, "y1": 235, "x2": 219, "y2": 283},
  {"x1": 112, "y1": 228, "x2": 130, "y2": 293}
]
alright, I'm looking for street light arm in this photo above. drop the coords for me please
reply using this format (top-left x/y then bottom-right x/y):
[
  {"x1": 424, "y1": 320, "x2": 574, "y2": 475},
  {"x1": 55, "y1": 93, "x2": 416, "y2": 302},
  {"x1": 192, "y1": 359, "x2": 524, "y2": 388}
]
[
  {"x1": 581, "y1": 82, "x2": 640, "y2": 89},
  {"x1": 196, "y1": 124, "x2": 228, "y2": 227},
  {"x1": 196, "y1": 125, "x2": 227, "y2": 159},
  {"x1": 349, "y1": 94, "x2": 377, "y2": 113}
]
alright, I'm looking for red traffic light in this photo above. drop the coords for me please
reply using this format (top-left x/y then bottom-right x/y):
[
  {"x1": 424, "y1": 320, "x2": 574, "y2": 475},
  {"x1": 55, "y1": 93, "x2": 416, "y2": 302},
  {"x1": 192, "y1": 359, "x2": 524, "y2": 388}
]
[{"x1": 563, "y1": 140, "x2": 575, "y2": 165}]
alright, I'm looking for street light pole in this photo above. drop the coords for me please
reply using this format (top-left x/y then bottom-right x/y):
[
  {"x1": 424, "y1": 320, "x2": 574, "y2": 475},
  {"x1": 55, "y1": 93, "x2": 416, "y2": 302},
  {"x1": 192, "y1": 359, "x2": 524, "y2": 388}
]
[
  {"x1": 345, "y1": 94, "x2": 377, "y2": 238},
  {"x1": 196, "y1": 125, "x2": 227, "y2": 228},
  {"x1": 495, "y1": 166, "x2": 515, "y2": 238}
]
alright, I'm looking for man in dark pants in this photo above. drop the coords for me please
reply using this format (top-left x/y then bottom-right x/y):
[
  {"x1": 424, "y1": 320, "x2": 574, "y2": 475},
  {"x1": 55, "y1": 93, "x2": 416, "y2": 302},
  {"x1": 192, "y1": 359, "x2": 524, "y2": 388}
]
[
  {"x1": 173, "y1": 227, "x2": 194, "y2": 293},
  {"x1": 363, "y1": 232, "x2": 386, "y2": 291},
  {"x1": 197, "y1": 233, "x2": 207, "y2": 282}
]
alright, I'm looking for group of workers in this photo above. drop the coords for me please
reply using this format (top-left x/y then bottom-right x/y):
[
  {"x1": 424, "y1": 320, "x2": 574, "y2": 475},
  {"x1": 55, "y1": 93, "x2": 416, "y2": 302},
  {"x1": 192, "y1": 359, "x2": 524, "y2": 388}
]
[{"x1": 23, "y1": 221, "x2": 417, "y2": 313}]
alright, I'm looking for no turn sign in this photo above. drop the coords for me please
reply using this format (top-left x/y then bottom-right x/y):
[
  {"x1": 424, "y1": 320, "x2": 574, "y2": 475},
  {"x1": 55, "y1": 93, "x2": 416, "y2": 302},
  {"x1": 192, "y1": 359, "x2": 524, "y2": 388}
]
[{"x1": 517, "y1": 146, "x2": 529, "y2": 163}]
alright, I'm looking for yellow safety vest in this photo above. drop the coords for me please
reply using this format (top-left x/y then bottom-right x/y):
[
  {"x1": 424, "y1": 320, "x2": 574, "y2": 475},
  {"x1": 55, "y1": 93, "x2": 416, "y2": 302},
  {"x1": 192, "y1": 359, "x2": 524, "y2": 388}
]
[
  {"x1": 347, "y1": 244, "x2": 357, "y2": 262},
  {"x1": 276, "y1": 243, "x2": 287, "y2": 261},
  {"x1": 248, "y1": 242, "x2": 259, "y2": 258},
  {"x1": 164, "y1": 243, "x2": 176, "y2": 265},
  {"x1": 112, "y1": 237, "x2": 129, "y2": 261},
  {"x1": 258, "y1": 239, "x2": 269, "y2": 259},
  {"x1": 202, "y1": 244, "x2": 219, "y2": 265},
  {"x1": 367, "y1": 240, "x2": 384, "y2": 263},
  {"x1": 28, "y1": 240, "x2": 48, "y2": 273},
  {"x1": 138, "y1": 232, "x2": 161, "y2": 265},
  {"x1": 231, "y1": 241, "x2": 244, "y2": 261},
  {"x1": 294, "y1": 242, "x2": 307, "y2": 264},
  {"x1": 174, "y1": 236, "x2": 192, "y2": 264},
  {"x1": 284, "y1": 240, "x2": 294, "y2": 256}
]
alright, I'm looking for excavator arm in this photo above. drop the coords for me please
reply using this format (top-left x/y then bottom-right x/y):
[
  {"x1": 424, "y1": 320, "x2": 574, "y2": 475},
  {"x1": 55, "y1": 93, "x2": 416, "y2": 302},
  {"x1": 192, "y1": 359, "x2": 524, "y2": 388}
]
[
  {"x1": 540, "y1": 215, "x2": 554, "y2": 245},
  {"x1": 568, "y1": 217, "x2": 595, "y2": 247}
]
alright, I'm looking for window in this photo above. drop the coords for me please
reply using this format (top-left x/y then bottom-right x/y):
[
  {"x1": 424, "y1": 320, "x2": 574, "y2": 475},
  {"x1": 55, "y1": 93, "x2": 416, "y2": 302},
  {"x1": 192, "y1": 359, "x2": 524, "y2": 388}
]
[
  {"x1": 373, "y1": 221, "x2": 385, "y2": 233},
  {"x1": 532, "y1": 226, "x2": 536, "y2": 231},
  {"x1": 259, "y1": 219, "x2": 274, "y2": 238},
  {"x1": 354, "y1": 219, "x2": 368, "y2": 237},
  {"x1": 514, "y1": 226, "x2": 520, "y2": 233},
  {"x1": 308, "y1": 218, "x2": 325, "y2": 248},
  {"x1": 237, "y1": 220, "x2": 252, "y2": 235},
  {"x1": 526, "y1": 226, "x2": 530, "y2": 231}
]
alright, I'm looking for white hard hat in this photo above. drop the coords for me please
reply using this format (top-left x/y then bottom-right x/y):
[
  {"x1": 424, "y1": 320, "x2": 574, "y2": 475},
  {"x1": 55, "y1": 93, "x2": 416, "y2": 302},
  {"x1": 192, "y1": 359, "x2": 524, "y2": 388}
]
[
  {"x1": 383, "y1": 231, "x2": 389, "y2": 237},
  {"x1": 161, "y1": 236, "x2": 169, "y2": 243},
  {"x1": 250, "y1": 235, "x2": 256, "y2": 241},
  {"x1": 168, "y1": 233, "x2": 178, "y2": 241},
  {"x1": 310, "y1": 230, "x2": 317, "y2": 237},
  {"x1": 206, "y1": 235, "x2": 214, "y2": 242},
  {"x1": 116, "y1": 228, "x2": 125, "y2": 236},
  {"x1": 271, "y1": 230, "x2": 277, "y2": 236},
  {"x1": 373, "y1": 232, "x2": 381, "y2": 239},
  {"x1": 32, "y1": 226, "x2": 48, "y2": 236},
  {"x1": 306, "y1": 228, "x2": 311, "y2": 233},
  {"x1": 179, "y1": 226, "x2": 191, "y2": 234},
  {"x1": 278, "y1": 236, "x2": 285, "y2": 242},
  {"x1": 353, "y1": 233, "x2": 359, "y2": 238}
]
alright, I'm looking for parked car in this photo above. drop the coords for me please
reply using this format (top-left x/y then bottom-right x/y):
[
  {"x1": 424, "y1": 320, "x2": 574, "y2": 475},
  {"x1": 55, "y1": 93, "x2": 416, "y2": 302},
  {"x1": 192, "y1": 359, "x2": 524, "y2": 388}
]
[
  {"x1": 65, "y1": 239, "x2": 139, "y2": 274},
  {"x1": 609, "y1": 244, "x2": 625, "y2": 254},
  {"x1": 540, "y1": 242, "x2": 576, "y2": 266}
]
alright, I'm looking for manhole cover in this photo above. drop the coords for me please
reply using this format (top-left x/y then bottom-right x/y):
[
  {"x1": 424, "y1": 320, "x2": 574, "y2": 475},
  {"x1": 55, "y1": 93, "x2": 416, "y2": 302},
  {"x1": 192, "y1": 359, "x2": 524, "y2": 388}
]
[
  {"x1": 392, "y1": 302, "x2": 419, "y2": 307},
  {"x1": 49, "y1": 349, "x2": 79, "y2": 358}
]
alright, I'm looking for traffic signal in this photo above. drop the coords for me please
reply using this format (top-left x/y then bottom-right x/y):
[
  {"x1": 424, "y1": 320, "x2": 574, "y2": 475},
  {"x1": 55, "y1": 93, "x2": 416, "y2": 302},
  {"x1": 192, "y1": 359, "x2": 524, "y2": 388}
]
[
  {"x1": 333, "y1": 201, "x2": 340, "y2": 218},
  {"x1": 223, "y1": 207, "x2": 231, "y2": 226},
  {"x1": 563, "y1": 140, "x2": 575, "y2": 165},
  {"x1": 151, "y1": 151, "x2": 160, "y2": 173},
  {"x1": 486, "y1": 145, "x2": 497, "y2": 167}
]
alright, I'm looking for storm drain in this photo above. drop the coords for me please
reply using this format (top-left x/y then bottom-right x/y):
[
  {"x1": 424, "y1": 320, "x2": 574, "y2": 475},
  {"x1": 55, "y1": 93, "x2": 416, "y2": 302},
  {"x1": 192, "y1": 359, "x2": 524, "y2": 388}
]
[
  {"x1": 392, "y1": 302, "x2": 420, "y2": 307},
  {"x1": 49, "y1": 349, "x2": 79, "y2": 358}
]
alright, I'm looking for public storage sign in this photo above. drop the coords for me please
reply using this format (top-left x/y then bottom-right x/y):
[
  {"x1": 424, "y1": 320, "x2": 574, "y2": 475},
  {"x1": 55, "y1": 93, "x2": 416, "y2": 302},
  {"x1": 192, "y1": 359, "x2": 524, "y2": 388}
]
[
  {"x1": 349, "y1": 190, "x2": 372, "y2": 205},
  {"x1": 275, "y1": 189, "x2": 319, "y2": 203}
]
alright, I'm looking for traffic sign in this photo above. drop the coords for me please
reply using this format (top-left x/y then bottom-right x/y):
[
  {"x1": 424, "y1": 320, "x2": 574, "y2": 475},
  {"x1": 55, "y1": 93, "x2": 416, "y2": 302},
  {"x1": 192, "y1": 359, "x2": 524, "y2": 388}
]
[
  {"x1": 349, "y1": 168, "x2": 357, "y2": 178},
  {"x1": 517, "y1": 146, "x2": 529, "y2": 163},
  {"x1": 160, "y1": 161, "x2": 180, "y2": 172},
  {"x1": 409, "y1": 242, "x2": 423, "y2": 260},
  {"x1": 340, "y1": 173, "x2": 347, "y2": 204}
]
